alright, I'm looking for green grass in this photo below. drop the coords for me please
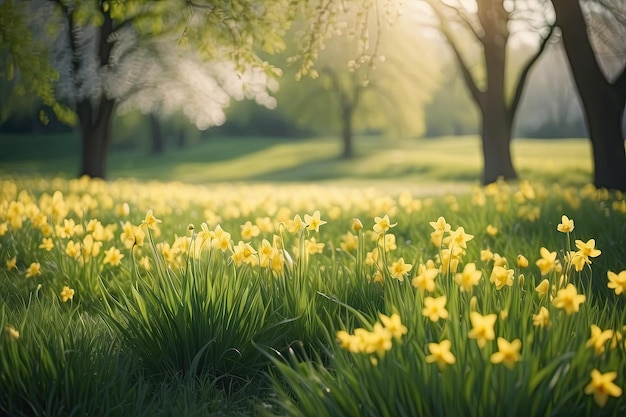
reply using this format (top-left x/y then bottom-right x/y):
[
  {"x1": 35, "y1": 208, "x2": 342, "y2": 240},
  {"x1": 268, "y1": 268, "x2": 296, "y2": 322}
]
[
  {"x1": 1, "y1": 135, "x2": 624, "y2": 416},
  {"x1": 0, "y1": 133, "x2": 593, "y2": 189},
  {"x1": 1, "y1": 175, "x2": 626, "y2": 416}
]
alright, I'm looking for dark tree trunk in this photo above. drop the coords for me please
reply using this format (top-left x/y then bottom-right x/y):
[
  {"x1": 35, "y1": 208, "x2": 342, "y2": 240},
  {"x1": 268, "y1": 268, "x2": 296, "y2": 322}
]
[
  {"x1": 68, "y1": 8, "x2": 116, "y2": 179},
  {"x1": 178, "y1": 129, "x2": 187, "y2": 148},
  {"x1": 480, "y1": 106, "x2": 516, "y2": 184},
  {"x1": 477, "y1": 1, "x2": 517, "y2": 184},
  {"x1": 428, "y1": 0, "x2": 553, "y2": 185},
  {"x1": 552, "y1": 0, "x2": 626, "y2": 191},
  {"x1": 341, "y1": 105, "x2": 354, "y2": 159},
  {"x1": 150, "y1": 113, "x2": 164, "y2": 155},
  {"x1": 78, "y1": 97, "x2": 115, "y2": 178}
]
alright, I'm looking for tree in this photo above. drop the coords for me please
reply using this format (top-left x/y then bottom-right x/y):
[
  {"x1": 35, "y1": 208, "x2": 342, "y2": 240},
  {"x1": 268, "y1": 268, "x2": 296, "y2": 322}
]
[
  {"x1": 2, "y1": 0, "x2": 308, "y2": 179},
  {"x1": 551, "y1": 0, "x2": 626, "y2": 191},
  {"x1": 423, "y1": 0, "x2": 555, "y2": 184},
  {"x1": 278, "y1": 1, "x2": 440, "y2": 158}
]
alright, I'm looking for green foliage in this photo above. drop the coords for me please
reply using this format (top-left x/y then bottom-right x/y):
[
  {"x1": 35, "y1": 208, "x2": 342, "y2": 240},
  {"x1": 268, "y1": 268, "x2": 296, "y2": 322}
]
[
  {"x1": 1, "y1": 173, "x2": 626, "y2": 415},
  {"x1": 0, "y1": 0, "x2": 75, "y2": 125}
]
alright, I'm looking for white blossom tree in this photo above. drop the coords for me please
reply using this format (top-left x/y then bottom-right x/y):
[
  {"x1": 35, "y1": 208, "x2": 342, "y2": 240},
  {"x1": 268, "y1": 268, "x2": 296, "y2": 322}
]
[{"x1": 3, "y1": 0, "x2": 339, "y2": 178}]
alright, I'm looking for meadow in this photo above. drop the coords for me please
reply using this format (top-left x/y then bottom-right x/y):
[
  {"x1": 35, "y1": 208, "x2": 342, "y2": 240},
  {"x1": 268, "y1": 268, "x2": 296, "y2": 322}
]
[{"x1": 1, "y1": 135, "x2": 625, "y2": 416}]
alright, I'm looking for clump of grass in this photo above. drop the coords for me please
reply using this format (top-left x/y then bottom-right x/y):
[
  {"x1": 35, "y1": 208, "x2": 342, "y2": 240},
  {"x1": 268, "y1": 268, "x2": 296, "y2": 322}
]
[{"x1": 0, "y1": 296, "x2": 152, "y2": 417}]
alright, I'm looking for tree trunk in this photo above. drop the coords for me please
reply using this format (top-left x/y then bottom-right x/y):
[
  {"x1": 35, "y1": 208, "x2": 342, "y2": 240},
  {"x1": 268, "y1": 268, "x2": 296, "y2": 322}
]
[
  {"x1": 68, "y1": 8, "x2": 116, "y2": 179},
  {"x1": 552, "y1": 0, "x2": 626, "y2": 191},
  {"x1": 341, "y1": 105, "x2": 354, "y2": 159},
  {"x1": 178, "y1": 129, "x2": 187, "y2": 148},
  {"x1": 150, "y1": 113, "x2": 164, "y2": 155},
  {"x1": 78, "y1": 97, "x2": 115, "y2": 178},
  {"x1": 478, "y1": 0, "x2": 517, "y2": 184},
  {"x1": 480, "y1": 106, "x2": 516, "y2": 184}
]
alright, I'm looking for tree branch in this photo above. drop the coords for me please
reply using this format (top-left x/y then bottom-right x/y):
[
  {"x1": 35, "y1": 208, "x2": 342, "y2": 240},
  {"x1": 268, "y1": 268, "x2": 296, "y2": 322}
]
[
  {"x1": 425, "y1": 0, "x2": 483, "y2": 106},
  {"x1": 507, "y1": 22, "x2": 556, "y2": 123}
]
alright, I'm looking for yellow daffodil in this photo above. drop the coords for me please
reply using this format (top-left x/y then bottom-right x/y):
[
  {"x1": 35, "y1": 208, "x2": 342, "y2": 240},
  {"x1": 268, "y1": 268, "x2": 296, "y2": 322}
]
[
  {"x1": 6, "y1": 256, "x2": 17, "y2": 271},
  {"x1": 139, "y1": 256, "x2": 151, "y2": 271},
  {"x1": 557, "y1": 215, "x2": 574, "y2": 233},
  {"x1": 240, "y1": 220, "x2": 260, "y2": 240},
  {"x1": 586, "y1": 325, "x2": 614, "y2": 356},
  {"x1": 379, "y1": 313, "x2": 407, "y2": 340},
  {"x1": 378, "y1": 233, "x2": 397, "y2": 252},
  {"x1": 304, "y1": 210, "x2": 327, "y2": 232},
  {"x1": 305, "y1": 237, "x2": 325, "y2": 255},
  {"x1": 286, "y1": 214, "x2": 306, "y2": 234},
  {"x1": 552, "y1": 283, "x2": 585, "y2": 314},
  {"x1": 103, "y1": 247, "x2": 124, "y2": 266},
  {"x1": 373, "y1": 214, "x2": 397, "y2": 236},
  {"x1": 429, "y1": 216, "x2": 450, "y2": 234},
  {"x1": 60, "y1": 286, "x2": 75, "y2": 302},
  {"x1": 607, "y1": 270, "x2": 626, "y2": 296},
  {"x1": 39, "y1": 237, "x2": 54, "y2": 251},
  {"x1": 444, "y1": 226, "x2": 474, "y2": 250},
  {"x1": 516, "y1": 254, "x2": 529, "y2": 268},
  {"x1": 337, "y1": 330, "x2": 360, "y2": 353},
  {"x1": 454, "y1": 263, "x2": 482, "y2": 292},
  {"x1": 255, "y1": 216, "x2": 274, "y2": 233},
  {"x1": 490, "y1": 337, "x2": 522, "y2": 369},
  {"x1": 490, "y1": 265, "x2": 514, "y2": 290},
  {"x1": 568, "y1": 240, "x2": 600, "y2": 272},
  {"x1": 231, "y1": 241, "x2": 257, "y2": 266},
  {"x1": 211, "y1": 225, "x2": 231, "y2": 252},
  {"x1": 4, "y1": 324, "x2": 19, "y2": 341},
  {"x1": 480, "y1": 248, "x2": 494, "y2": 262},
  {"x1": 535, "y1": 278, "x2": 550, "y2": 296},
  {"x1": 142, "y1": 209, "x2": 162, "y2": 230},
  {"x1": 536, "y1": 247, "x2": 557, "y2": 275},
  {"x1": 486, "y1": 224, "x2": 498, "y2": 236},
  {"x1": 422, "y1": 295, "x2": 449, "y2": 322},
  {"x1": 25, "y1": 262, "x2": 41, "y2": 278},
  {"x1": 584, "y1": 369, "x2": 623, "y2": 407},
  {"x1": 339, "y1": 232, "x2": 358, "y2": 252},
  {"x1": 575, "y1": 238, "x2": 601, "y2": 258},
  {"x1": 115, "y1": 202, "x2": 130, "y2": 217},
  {"x1": 55, "y1": 218, "x2": 81, "y2": 239},
  {"x1": 257, "y1": 239, "x2": 273, "y2": 267},
  {"x1": 65, "y1": 240, "x2": 81, "y2": 260},
  {"x1": 352, "y1": 218, "x2": 363, "y2": 232},
  {"x1": 412, "y1": 263, "x2": 438, "y2": 293},
  {"x1": 493, "y1": 253, "x2": 508, "y2": 267},
  {"x1": 532, "y1": 306, "x2": 550, "y2": 328},
  {"x1": 468, "y1": 312, "x2": 497, "y2": 348},
  {"x1": 426, "y1": 340, "x2": 456, "y2": 369},
  {"x1": 365, "y1": 323, "x2": 393, "y2": 357},
  {"x1": 0, "y1": 222, "x2": 8, "y2": 236},
  {"x1": 389, "y1": 257, "x2": 412, "y2": 282}
]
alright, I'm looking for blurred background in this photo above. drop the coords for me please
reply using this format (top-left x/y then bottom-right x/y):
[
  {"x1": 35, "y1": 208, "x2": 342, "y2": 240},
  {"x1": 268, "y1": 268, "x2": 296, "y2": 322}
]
[{"x1": 0, "y1": 0, "x2": 624, "y2": 188}]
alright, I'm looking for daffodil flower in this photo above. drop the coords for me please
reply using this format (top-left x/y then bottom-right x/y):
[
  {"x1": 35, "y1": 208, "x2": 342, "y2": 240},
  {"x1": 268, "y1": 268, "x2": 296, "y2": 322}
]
[
  {"x1": 490, "y1": 337, "x2": 522, "y2": 369},
  {"x1": 468, "y1": 312, "x2": 497, "y2": 348},
  {"x1": 304, "y1": 210, "x2": 327, "y2": 232},
  {"x1": 584, "y1": 369, "x2": 623, "y2": 407},
  {"x1": 60, "y1": 286, "x2": 75, "y2": 303},
  {"x1": 454, "y1": 263, "x2": 482, "y2": 292},
  {"x1": 557, "y1": 215, "x2": 575, "y2": 233},
  {"x1": 607, "y1": 270, "x2": 626, "y2": 296},
  {"x1": 426, "y1": 340, "x2": 456, "y2": 369},
  {"x1": 552, "y1": 283, "x2": 585, "y2": 314},
  {"x1": 422, "y1": 296, "x2": 448, "y2": 322}
]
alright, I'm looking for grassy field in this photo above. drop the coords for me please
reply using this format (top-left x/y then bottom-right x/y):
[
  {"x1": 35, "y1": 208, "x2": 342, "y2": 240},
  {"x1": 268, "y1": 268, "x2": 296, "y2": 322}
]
[
  {"x1": 1, "y1": 134, "x2": 625, "y2": 416},
  {"x1": 0, "y1": 133, "x2": 593, "y2": 191}
]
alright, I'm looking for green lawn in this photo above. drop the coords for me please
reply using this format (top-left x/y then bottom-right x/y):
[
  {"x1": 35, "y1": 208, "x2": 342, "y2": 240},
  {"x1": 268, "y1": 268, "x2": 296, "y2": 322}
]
[{"x1": 0, "y1": 133, "x2": 593, "y2": 191}]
